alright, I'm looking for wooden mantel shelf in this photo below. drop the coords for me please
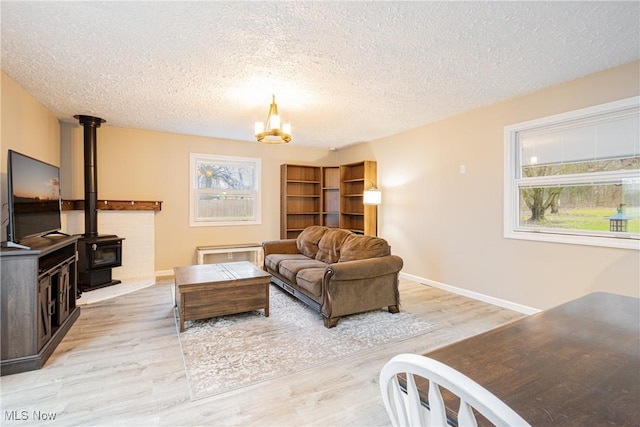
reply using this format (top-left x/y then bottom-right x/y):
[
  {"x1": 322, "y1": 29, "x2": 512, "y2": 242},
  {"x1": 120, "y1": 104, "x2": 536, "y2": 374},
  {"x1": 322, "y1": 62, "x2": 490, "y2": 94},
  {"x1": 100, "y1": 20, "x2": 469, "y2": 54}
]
[{"x1": 62, "y1": 200, "x2": 162, "y2": 211}]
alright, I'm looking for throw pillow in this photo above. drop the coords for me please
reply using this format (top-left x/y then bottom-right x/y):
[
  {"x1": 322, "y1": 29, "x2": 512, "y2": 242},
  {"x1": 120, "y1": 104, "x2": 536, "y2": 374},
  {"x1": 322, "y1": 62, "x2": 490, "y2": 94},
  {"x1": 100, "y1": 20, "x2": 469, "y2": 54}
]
[
  {"x1": 296, "y1": 225, "x2": 327, "y2": 258},
  {"x1": 315, "y1": 228, "x2": 353, "y2": 263},
  {"x1": 339, "y1": 235, "x2": 390, "y2": 262}
]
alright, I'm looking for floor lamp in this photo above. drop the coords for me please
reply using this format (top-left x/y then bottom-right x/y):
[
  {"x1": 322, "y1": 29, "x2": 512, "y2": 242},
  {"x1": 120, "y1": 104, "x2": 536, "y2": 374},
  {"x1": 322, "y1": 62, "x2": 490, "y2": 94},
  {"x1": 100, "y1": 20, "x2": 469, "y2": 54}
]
[{"x1": 363, "y1": 185, "x2": 382, "y2": 236}]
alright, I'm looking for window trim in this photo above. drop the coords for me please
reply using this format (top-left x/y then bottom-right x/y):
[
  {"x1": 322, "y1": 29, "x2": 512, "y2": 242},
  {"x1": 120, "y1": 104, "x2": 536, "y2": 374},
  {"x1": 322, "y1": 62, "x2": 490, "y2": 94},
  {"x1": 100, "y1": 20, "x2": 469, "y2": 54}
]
[
  {"x1": 189, "y1": 153, "x2": 261, "y2": 227},
  {"x1": 504, "y1": 96, "x2": 640, "y2": 250}
]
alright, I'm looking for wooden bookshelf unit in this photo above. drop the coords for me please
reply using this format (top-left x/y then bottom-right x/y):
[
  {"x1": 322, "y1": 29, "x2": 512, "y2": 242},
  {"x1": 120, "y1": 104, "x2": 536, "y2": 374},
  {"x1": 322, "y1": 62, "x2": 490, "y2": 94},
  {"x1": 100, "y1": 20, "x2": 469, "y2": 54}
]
[{"x1": 280, "y1": 161, "x2": 377, "y2": 238}]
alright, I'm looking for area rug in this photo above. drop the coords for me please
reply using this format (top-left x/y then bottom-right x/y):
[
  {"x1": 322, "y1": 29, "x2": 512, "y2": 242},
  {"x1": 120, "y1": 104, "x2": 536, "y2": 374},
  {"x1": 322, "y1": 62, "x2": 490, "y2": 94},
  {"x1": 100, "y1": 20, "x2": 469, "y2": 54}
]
[{"x1": 176, "y1": 285, "x2": 435, "y2": 401}]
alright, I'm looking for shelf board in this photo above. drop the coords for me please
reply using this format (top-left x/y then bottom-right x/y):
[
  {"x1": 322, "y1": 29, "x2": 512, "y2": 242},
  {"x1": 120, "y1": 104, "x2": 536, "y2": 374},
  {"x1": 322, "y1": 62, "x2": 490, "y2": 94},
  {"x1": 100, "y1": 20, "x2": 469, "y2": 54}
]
[
  {"x1": 63, "y1": 199, "x2": 162, "y2": 211},
  {"x1": 341, "y1": 212, "x2": 365, "y2": 216},
  {"x1": 286, "y1": 194, "x2": 321, "y2": 198},
  {"x1": 286, "y1": 180, "x2": 320, "y2": 184},
  {"x1": 286, "y1": 212, "x2": 321, "y2": 215}
]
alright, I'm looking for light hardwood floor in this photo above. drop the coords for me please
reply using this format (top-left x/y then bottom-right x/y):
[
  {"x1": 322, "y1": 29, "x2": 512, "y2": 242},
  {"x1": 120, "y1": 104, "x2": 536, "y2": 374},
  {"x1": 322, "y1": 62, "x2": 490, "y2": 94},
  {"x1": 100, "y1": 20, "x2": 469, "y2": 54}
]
[{"x1": 0, "y1": 278, "x2": 524, "y2": 426}]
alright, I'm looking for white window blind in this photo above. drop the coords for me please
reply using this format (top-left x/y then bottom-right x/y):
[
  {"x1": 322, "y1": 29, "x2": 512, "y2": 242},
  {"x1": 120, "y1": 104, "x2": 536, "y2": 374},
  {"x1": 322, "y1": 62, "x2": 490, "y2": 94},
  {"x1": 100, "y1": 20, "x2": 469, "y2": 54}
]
[{"x1": 519, "y1": 111, "x2": 639, "y2": 169}]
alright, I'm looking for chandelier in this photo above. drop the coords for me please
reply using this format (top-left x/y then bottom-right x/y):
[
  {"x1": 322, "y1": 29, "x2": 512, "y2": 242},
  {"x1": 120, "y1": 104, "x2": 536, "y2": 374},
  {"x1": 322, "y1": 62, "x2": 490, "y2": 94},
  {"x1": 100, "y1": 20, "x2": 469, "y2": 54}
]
[{"x1": 254, "y1": 95, "x2": 291, "y2": 144}]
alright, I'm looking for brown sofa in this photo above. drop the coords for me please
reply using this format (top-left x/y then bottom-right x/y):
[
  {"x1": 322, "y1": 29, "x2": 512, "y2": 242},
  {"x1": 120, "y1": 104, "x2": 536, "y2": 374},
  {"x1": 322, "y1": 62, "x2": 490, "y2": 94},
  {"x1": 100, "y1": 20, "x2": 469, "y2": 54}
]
[{"x1": 262, "y1": 225, "x2": 404, "y2": 328}]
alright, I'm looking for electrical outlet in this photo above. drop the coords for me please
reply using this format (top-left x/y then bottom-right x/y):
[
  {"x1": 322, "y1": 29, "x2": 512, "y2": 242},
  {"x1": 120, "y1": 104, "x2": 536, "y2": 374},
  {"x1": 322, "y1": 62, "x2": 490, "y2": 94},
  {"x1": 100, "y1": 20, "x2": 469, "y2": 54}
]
[{"x1": 227, "y1": 252, "x2": 233, "y2": 260}]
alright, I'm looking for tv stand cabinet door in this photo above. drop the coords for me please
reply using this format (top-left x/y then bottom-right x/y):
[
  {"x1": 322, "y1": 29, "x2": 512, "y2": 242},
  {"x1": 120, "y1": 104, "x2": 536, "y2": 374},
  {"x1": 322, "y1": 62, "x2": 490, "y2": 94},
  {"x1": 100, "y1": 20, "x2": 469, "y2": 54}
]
[
  {"x1": 38, "y1": 275, "x2": 53, "y2": 350},
  {"x1": 55, "y1": 261, "x2": 71, "y2": 325}
]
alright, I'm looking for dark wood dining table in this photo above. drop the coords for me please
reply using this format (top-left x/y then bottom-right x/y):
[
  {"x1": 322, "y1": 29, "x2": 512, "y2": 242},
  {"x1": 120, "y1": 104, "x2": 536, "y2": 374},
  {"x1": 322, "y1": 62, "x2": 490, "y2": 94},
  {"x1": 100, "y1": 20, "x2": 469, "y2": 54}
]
[{"x1": 418, "y1": 292, "x2": 640, "y2": 426}]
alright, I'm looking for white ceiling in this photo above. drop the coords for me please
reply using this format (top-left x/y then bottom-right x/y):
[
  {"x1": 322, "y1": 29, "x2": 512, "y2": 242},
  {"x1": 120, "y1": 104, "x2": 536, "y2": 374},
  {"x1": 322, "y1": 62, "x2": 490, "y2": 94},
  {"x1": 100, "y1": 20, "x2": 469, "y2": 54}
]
[{"x1": 2, "y1": 1, "x2": 639, "y2": 150}]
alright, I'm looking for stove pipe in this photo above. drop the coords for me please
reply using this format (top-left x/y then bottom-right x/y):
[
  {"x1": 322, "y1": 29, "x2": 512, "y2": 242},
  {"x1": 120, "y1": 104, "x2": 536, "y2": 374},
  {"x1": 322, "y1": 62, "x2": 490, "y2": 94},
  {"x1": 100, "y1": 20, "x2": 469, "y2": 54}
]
[{"x1": 74, "y1": 115, "x2": 106, "y2": 238}]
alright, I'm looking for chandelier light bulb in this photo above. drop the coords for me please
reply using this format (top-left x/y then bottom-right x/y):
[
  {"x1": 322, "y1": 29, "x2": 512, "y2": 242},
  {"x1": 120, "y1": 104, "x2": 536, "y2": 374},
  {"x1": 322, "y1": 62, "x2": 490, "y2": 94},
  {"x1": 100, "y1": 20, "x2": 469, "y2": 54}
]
[{"x1": 269, "y1": 114, "x2": 280, "y2": 131}]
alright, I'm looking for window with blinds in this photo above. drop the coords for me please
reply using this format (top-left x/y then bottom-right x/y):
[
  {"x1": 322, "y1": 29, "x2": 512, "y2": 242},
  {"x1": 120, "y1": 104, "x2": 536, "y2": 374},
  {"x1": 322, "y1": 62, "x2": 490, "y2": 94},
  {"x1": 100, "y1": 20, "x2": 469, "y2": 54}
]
[{"x1": 504, "y1": 97, "x2": 639, "y2": 249}]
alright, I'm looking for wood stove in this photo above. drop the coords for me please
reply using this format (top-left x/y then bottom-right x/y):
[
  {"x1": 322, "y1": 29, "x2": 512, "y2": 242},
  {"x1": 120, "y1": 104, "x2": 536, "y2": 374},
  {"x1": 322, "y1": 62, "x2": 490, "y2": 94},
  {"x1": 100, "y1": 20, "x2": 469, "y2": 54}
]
[
  {"x1": 78, "y1": 235, "x2": 124, "y2": 291},
  {"x1": 75, "y1": 115, "x2": 124, "y2": 293}
]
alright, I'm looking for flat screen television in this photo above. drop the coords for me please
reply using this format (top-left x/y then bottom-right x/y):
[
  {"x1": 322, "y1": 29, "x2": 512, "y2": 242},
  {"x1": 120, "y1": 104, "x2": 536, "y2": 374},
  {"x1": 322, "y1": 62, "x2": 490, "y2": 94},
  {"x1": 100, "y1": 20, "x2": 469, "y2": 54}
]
[{"x1": 6, "y1": 150, "x2": 63, "y2": 245}]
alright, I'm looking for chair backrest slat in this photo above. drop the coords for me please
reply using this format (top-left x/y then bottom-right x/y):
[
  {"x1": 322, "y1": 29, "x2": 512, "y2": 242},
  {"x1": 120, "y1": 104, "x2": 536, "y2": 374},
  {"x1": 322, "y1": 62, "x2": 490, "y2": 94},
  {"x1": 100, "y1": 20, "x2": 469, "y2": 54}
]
[
  {"x1": 458, "y1": 399, "x2": 478, "y2": 427},
  {"x1": 427, "y1": 379, "x2": 447, "y2": 426}
]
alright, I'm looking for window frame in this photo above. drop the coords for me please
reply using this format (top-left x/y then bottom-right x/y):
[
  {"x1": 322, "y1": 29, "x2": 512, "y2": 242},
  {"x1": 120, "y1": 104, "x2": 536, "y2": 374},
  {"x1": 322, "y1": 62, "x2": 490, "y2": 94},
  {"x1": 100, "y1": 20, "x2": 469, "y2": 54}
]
[
  {"x1": 189, "y1": 153, "x2": 262, "y2": 227},
  {"x1": 504, "y1": 96, "x2": 640, "y2": 250}
]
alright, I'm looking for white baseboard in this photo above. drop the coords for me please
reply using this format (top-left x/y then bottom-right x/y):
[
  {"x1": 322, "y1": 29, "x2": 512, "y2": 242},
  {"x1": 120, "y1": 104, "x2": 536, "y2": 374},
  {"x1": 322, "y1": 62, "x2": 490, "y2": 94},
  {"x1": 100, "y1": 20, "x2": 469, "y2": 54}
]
[
  {"x1": 155, "y1": 269, "x2": 174, "y2": 278},
  {"x1": 400, "y1": 272, "x2": 540, "y2": 315},
  {"x1": 78, "y1": 277, "x2": 155, "y2": 305}
]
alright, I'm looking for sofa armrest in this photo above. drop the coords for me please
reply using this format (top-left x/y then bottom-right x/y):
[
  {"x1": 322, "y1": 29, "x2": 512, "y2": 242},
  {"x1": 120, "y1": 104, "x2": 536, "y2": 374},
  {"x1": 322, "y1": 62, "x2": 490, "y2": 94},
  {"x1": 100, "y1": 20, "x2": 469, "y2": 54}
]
[
  {"x1": 325, "y1": 255, "x2": 403, "y2": 281},
  {"x1": 262, "y1": 239, "x2": 299, "y2": 257},
  {"x1": 322, "y1": 255, "x2": 404, "y2": 324}
]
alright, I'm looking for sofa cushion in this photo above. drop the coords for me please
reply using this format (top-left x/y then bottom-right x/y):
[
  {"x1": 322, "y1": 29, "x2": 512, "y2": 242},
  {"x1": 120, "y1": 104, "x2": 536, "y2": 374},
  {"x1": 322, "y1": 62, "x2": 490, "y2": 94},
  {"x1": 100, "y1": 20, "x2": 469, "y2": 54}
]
[
  {"x1": 315, "y1": 228, "x2": 353, "y2": 264},
  {"x1": 278, "y1": 258, "x2": 327, "y2": 283},
  {"x1": 339, "y1": 235, "x2": 391, "y2": 262},
  {"x1": 296, "y1": 226, "x2": 327, "y2": 259},
  {"x1": 295, "y1": 267, "x2": 325, "y2": 301},
  {"x1": 265, "y1": 253, "x2": 310, "y2": 272}
]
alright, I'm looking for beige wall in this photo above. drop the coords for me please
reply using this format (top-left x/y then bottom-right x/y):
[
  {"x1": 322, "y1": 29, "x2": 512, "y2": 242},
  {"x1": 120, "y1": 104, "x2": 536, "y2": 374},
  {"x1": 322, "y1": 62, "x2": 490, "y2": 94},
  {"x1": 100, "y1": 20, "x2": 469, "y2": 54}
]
[
  {"x1": 339, "y1": 61, "x2": 640, "y2": 310},
  {"x1": 1, "y1": 72, "x2": 61, "y2": 241},
  {"x1": 0, "y1": 72, "x2": 61, "y2": 170}
]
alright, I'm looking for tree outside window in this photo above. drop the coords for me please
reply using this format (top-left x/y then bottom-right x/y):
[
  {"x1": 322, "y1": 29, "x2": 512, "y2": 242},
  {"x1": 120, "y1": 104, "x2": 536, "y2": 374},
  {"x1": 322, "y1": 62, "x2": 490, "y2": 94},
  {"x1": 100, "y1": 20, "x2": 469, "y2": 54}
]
[{"x1": 190, "y1": 154, "x2": 261, "y2": 226}]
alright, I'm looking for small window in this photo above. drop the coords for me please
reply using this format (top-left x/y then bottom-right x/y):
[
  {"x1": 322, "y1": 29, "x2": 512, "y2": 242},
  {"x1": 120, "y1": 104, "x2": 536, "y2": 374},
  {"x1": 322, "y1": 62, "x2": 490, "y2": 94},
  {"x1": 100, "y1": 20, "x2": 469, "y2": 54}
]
[
  {"x1": 189, "y1": 153, "x2": 261, "y2": 226},
  {"x1": 504, "y1": 97, "x2": 640, "y2": 249}
]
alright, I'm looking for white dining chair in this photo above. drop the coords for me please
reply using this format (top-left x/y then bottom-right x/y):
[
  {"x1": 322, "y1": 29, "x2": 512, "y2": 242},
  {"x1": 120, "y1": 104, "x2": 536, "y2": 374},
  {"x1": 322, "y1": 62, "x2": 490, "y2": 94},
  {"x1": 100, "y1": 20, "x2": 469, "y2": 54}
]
[{"x1": 379, "y1": 353, "x2": 530, "y2": 427}]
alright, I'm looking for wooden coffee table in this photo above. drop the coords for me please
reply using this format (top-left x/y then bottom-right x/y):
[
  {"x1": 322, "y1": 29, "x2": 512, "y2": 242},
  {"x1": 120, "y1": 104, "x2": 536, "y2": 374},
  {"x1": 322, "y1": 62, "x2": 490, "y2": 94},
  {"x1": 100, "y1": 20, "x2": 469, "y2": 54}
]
[{"x1": 173, "y1": 261, "x2": 271, "y2": 332}]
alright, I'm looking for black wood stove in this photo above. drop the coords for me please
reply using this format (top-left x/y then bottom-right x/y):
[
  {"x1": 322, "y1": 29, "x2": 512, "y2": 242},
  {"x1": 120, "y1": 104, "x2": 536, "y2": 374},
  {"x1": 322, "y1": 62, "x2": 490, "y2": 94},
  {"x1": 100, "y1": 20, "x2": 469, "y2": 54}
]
[
  {"x1": 78, "y1": 234, "x2": 124, "y2": 290},
  {"x1": 75, "y1": 115, "x2": 124, "y2": 292}
]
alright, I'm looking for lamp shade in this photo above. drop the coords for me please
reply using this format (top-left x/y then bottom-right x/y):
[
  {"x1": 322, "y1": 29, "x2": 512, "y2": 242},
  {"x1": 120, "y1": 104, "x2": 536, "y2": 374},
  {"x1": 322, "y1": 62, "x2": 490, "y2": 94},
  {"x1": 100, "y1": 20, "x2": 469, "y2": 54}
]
[
  {"x1": 269, "y1": 114, "x2": 280, "y2": 131},
  {"x1": 255, "y1": 122, "x2": 265, "y2": 135},
  {"x1": 363, "y1": 186, "x2": 382, "y2": 205}
]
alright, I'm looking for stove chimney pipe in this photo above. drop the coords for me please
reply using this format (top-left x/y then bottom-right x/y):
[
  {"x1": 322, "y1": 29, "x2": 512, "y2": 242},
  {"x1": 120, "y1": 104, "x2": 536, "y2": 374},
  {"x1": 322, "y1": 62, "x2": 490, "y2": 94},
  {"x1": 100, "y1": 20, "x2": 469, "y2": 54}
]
[{"x1": 74, "y1": 115, "x2": 105, "y2": 238}]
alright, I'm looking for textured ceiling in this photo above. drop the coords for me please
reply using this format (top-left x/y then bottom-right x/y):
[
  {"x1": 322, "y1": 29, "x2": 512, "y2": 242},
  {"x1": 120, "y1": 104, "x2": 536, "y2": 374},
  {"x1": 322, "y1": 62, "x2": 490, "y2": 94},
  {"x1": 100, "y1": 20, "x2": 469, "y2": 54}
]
[{"x1": 1, "y1": 1, "x2": 639, "y2": 150}]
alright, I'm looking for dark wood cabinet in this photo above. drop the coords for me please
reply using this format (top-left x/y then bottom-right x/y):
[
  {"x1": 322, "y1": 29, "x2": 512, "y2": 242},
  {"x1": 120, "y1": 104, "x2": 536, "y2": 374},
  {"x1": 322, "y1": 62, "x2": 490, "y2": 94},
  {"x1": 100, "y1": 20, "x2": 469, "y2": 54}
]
[{"x1": 1, "y1": 235, "x2": 80, "y2": 375}]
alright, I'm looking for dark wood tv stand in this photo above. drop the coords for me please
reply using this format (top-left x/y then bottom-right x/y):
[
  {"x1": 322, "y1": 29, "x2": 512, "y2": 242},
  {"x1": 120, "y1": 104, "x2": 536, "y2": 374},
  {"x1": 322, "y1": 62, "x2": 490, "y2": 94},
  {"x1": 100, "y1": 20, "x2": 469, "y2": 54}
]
[{"x1": 1, "y1": 235, "x2": 81, "y2": 375}]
